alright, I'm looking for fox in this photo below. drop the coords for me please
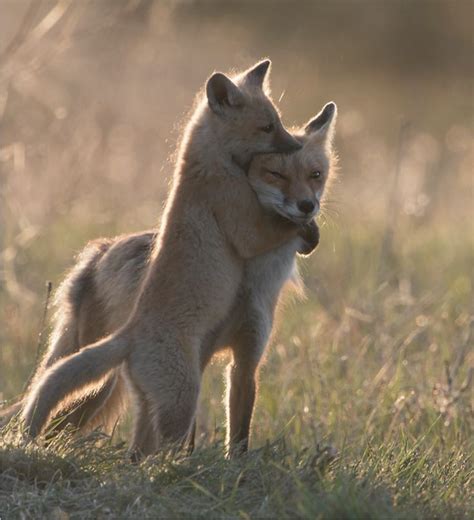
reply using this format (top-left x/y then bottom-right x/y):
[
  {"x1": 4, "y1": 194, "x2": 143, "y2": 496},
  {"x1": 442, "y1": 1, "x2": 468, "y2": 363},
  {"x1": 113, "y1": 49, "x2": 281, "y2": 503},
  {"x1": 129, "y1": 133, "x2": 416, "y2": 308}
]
[
  {"x1": 2, "y1": 101, "x2": 337, "y2": 457},
  {"x1": 18, "y1": 59, "x2": 313, "y2": 457}
]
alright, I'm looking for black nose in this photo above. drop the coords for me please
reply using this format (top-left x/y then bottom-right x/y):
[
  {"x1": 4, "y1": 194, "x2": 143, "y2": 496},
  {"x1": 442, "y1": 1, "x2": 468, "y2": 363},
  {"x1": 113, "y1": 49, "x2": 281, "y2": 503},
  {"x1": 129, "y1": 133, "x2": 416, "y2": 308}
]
[{"x1": 297, "y1": 199, "x2": 315, "y2": 214}]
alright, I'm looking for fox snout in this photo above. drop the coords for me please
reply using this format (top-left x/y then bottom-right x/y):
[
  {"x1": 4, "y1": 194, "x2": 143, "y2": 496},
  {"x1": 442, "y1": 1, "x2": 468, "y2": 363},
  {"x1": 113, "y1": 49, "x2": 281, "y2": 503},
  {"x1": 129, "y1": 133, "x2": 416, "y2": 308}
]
[
  {"x1": 286, "y1": 198, "x2": 319, "y2": 224},
  {"x1": 272, "y1": 127, "x2": 302, "y2": 154},
  {"x1": 297, "y1": 199, "x2": 316, "y2": 215}
]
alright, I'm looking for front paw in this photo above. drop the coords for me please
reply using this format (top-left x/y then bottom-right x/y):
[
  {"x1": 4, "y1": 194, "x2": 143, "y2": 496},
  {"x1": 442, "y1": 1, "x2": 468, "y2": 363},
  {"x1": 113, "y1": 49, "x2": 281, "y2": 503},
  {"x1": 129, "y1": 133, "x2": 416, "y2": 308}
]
[{"x1": 297, "y1": 220, "x2": 319, "y2": 256}]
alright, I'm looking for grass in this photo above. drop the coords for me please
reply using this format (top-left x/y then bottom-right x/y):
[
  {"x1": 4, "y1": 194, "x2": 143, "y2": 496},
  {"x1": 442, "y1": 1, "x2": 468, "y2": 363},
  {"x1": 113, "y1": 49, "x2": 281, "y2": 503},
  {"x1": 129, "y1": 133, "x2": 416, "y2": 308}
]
[
  {"x1": 1, "y1": 1, "x2": 472, "y2": 517},
  {"x1": 1, "y1": 431, "x2": 469, "y2": 519},
  {"x1": 0, "y1": 220, "x2": 472, "y2": 519}
]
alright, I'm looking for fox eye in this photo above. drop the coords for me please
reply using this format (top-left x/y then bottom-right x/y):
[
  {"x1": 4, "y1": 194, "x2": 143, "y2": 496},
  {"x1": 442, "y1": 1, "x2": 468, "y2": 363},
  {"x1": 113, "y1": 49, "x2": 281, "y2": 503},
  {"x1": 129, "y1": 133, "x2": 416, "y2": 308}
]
[
  {"x1": 310, "y1": 170, "x2": 322, "y2": 179},
  {"x1": 266, "y1": 169, "x2": 286, "y2": 180},
  {"x1": 259, "y1": 123, "x2": 274, "y2": 133}
]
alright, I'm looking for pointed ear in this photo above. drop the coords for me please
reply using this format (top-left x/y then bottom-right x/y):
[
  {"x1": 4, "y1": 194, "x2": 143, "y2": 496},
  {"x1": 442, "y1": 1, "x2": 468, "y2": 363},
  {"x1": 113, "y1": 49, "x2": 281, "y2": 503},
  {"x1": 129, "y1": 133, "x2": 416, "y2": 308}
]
[
  {"x1": 304, "y1": 102, "x2": 337, "y2": 143},
  {"x1": 206, "y1": 73, "x2": 244, "y2": 114},
  {"x1": 243, "y1": 59, "x2": 271, "y2": 89}
]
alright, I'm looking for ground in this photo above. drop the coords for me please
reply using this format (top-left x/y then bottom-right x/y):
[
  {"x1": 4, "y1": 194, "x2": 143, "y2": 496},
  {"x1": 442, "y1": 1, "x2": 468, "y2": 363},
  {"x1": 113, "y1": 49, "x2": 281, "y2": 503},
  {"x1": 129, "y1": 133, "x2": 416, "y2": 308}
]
[{"x1": 1, "y1": 221, "x2": 472, "y2": 519}]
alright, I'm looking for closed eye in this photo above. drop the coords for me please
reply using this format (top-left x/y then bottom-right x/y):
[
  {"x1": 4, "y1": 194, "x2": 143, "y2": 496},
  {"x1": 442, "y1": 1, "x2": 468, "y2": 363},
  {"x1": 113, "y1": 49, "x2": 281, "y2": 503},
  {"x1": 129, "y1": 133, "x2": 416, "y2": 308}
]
[{"x1": 266, "y1": 168, "x2": 287, "y2": 180}]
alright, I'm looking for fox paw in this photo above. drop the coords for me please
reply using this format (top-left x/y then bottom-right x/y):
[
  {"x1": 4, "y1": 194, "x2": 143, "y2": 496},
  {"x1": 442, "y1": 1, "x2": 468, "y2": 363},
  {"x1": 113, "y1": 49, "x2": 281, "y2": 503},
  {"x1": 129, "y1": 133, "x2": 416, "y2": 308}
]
[{"x1": 297, "y1": 220, "x2": 319, "y2": 256}]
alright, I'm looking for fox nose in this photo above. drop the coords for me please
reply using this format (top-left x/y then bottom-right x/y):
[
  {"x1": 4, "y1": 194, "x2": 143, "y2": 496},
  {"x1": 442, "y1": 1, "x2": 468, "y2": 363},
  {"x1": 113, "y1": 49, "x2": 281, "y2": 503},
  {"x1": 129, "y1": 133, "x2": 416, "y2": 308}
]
[
  {"x1": 297, "y1": 199, "x2": 315, "y2": 214},
  {"x1": 273, "y1": 128, "x2": 302, "y2": 153}
]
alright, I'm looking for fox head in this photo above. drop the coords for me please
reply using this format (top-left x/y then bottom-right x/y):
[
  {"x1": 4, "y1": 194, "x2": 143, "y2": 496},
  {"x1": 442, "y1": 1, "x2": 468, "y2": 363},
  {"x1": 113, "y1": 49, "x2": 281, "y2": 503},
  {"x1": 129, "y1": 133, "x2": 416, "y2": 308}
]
[
  {"x1": 205, "y1": 60, "x2": 301, "y2": 168},
  {"x1": 248, "y1": 102, "x2": 337, "y2": 225}
]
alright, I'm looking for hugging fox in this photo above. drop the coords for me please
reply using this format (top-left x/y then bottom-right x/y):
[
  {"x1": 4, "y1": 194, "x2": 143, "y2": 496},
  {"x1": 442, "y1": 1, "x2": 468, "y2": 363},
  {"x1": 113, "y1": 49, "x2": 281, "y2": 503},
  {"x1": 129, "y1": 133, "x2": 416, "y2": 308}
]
[{"x1": 2, "y1": 60, "x2": 337, "y2": 459}]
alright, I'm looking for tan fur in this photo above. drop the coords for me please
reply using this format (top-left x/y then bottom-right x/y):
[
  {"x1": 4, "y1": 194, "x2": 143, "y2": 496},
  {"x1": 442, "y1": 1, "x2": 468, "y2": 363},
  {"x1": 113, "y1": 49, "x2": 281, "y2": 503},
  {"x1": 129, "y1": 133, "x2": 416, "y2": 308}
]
[
  {"x1": 20, "y1": 60, "x2": 307, "y2": 456},
  {"x1": 3, "y1": 102, "x2": 337, "y2": 459}
]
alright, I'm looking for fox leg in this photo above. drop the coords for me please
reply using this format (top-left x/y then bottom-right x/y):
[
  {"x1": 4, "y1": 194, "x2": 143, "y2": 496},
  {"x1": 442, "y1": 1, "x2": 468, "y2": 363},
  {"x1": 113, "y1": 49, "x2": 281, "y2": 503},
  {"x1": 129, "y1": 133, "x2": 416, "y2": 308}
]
[
  {"x1": 52, "y1": 373, "x2": 121, "y2": 434},
  {"x1": 226, "y1": 356, "x2": 260, "y2": 457},
  {"x1": 129, "y1": 342, "x2": 200, "y2": 453},
  {"x1": 226, "y1": 311, "x2": 272, "y2": 457},
  {"x1": 153, "y1": 374, "x2": 199, "y2": 449},
  {"x1": 129, "y1": 407, "x2": 195, "y2": 461},
  {"x1": 186, "y1": 419, "x2": 197, "y2": 455},
  {"x1": 129, "y1": 386, "x2": 157, "y2": 461},
  {"x1": 82, "y1": 373, "x2": 127, "y2": 434}
]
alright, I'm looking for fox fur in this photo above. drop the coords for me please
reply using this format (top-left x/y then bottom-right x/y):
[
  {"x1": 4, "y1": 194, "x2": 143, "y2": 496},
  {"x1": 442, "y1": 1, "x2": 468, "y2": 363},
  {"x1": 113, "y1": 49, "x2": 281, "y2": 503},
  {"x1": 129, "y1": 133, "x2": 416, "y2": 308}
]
[
  {"x1": 2, "y1": 100, "x2": 337, "y2": 457},
  {"x1": 19, "y1": 60, "x2": 310, "y2": 456}
]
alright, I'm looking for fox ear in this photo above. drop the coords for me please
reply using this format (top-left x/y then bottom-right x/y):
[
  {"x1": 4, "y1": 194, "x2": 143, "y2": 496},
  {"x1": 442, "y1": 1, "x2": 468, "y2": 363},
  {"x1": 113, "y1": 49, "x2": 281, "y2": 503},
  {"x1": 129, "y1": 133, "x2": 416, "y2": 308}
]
[
  {"x1": 243, "y1": 59, "x2": 271, "y2": 89},
  {"x1": 206, "y1": 73, "x2": 244, "y2": 114},
  {"x1": 305, "y1": 102, "x2": 337, "y2": 143}
]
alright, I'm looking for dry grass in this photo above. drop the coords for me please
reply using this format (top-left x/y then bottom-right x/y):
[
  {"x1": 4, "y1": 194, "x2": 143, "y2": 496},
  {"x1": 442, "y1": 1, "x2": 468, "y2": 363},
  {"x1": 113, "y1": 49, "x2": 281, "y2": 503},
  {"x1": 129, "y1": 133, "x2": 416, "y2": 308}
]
[
  {"x1": 0, "y1": 1, "x2": 473, "y2": 518},
  {"x1": 1, "y1": 221, "x2": 472, "y2": 519}
]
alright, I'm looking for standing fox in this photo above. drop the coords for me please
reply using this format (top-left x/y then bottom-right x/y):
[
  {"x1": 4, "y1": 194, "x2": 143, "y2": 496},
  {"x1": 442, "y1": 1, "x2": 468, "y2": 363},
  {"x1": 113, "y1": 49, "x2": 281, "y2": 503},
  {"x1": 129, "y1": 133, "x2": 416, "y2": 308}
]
[
  {"x1": 4, "y1": 100, "x2": 337, "y2": 457},
  {"x1": 20, "y1": 59, "x2": 309, "y2": 456}
]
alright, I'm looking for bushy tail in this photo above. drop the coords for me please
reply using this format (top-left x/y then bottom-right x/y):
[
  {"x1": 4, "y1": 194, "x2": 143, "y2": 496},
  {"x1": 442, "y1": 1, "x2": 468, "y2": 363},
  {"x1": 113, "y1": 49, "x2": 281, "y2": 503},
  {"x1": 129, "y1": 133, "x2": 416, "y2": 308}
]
[{"x1": 22, "y1": 333, "x2": 131, "y2": 437}]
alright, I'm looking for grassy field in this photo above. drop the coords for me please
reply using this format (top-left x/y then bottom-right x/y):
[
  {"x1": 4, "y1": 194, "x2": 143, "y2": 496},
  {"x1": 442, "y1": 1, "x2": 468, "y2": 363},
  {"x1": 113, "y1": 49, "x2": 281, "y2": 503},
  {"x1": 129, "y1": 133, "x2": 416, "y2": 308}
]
[
  {"x1": 1, "y1": 1, "x2": 473, "y2": 518},
  {"x1": 1, "y1": 219, "x2": 472, "y2": 519}
]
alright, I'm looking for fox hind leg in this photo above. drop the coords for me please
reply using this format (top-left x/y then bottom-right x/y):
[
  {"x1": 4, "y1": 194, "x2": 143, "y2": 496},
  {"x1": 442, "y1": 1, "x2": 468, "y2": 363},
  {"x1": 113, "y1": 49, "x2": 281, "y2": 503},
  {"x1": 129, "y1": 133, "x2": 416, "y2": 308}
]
[
  {"x1": 129, "y1": 385, "x2": 158, "y2": 462},
  {"x1": 129, "y1": 343, "x2": 200, "y2": 454},
  {"x1": 51, "y1": 373, "x2": 123, "y2": 435}
]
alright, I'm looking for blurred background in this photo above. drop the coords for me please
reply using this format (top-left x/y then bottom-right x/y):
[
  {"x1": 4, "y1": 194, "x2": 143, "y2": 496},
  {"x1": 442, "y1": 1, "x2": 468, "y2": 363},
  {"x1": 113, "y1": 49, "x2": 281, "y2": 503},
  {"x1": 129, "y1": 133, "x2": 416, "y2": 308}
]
[{"x1": 0, "y1": 1, "x2": 472, "y2": 445}]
